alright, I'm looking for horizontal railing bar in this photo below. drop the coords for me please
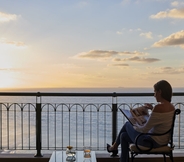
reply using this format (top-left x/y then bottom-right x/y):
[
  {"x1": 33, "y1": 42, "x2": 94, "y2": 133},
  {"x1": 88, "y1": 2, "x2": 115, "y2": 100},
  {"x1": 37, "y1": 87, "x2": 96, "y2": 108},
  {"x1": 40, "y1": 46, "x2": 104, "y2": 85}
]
[{"x1": 0, "y1": 92, "x2": 184, "y2": 97}]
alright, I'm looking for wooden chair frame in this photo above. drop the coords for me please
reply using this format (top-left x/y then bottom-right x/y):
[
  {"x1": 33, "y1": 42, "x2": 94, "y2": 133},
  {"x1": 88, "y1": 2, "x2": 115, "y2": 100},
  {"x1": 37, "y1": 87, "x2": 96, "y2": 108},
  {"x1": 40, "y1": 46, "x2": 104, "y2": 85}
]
[{"x1": 130, "y1": 109, "x2": 181, "y2": 162}]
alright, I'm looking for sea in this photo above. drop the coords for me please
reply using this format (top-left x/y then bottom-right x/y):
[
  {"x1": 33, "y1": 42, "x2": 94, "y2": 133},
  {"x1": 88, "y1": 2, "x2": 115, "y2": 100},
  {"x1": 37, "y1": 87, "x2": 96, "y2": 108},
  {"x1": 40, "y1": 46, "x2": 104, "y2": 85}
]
[
  {"x1": 1, "y1": 87, "x2": 184, "y2": 103},
  {"x1": 0, "y1": 87, "x2": 184, "y2": 154}
]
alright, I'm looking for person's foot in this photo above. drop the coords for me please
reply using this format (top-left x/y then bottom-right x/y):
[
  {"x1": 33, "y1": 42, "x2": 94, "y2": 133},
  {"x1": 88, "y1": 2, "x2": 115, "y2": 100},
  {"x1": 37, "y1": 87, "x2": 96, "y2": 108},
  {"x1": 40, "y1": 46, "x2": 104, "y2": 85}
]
[
  {"x1": 107, "y1": 143, "x2": 118, "y2": 156},
  {"x1": 107, "y1": 144, "x2": 115, "y2": 151}
]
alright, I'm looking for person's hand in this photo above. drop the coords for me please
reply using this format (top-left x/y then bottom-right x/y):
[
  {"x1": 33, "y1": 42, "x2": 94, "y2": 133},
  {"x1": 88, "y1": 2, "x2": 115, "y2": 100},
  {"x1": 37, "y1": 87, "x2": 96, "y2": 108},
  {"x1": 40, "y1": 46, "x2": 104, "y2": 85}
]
[
  {"x1": 133, "y1": 123, "x2": 139, "y2": 130},
  {"x1": 144, "y1": 103, "x2": 153, "y2": 110}
]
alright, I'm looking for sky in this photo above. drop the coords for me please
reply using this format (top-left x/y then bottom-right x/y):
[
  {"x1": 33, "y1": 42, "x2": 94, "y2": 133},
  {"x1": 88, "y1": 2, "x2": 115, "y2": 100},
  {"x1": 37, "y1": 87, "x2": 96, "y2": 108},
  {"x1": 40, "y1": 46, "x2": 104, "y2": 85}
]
[{"x1": 0, "y1": 0, "x2": 184, "y2": 89}]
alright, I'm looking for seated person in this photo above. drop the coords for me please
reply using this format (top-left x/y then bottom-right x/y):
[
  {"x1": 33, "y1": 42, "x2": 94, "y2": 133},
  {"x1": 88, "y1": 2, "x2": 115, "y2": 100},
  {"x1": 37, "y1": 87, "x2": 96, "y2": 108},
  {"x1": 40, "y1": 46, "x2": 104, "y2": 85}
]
[{"x1": 107, "y1": 80, "x2": 175, "y2": 162}]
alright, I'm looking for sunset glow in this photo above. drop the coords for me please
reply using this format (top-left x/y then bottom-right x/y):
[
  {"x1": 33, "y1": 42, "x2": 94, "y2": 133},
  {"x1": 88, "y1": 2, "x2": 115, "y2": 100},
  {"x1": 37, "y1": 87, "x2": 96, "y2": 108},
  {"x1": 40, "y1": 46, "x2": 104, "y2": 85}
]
[{"x1": 0, "y1": 0, "x2": 184, "y2": 89}]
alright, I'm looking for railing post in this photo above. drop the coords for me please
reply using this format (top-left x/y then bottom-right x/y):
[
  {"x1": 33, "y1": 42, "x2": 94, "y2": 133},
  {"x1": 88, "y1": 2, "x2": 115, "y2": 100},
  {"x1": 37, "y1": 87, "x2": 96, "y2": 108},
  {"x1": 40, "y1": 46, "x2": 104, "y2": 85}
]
[
  {"x1": 112, "y1": 92, "x2": 117, "y2": 144},
  {"x1": 0, "y1": 104, "x2": 2, "y2": 149},
  {"x1": 35, "y1": 92, "x2": 43, "y2": 157}
]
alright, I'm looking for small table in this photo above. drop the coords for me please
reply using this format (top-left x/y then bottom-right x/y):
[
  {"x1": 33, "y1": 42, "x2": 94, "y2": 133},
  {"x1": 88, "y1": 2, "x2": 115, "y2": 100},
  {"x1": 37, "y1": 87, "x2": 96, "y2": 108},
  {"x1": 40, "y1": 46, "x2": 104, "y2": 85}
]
[{"x1": 49, "y1": 151, "x2": 96, "y2": 162}]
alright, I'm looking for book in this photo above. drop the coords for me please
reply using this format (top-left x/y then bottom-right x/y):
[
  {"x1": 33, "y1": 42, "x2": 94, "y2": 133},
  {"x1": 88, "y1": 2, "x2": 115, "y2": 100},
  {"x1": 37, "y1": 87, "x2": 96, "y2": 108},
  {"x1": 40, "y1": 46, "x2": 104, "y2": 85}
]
[{"x1": 120, "y1": 106, "x2": 149, "y2": 126}]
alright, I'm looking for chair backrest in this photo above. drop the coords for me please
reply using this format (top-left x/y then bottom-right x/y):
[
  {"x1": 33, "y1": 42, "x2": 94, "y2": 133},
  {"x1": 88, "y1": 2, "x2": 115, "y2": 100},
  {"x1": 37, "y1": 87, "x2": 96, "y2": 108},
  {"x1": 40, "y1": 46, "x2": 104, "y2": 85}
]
[
  {"x1": 131, "y1": 108, "x2": 181, "y2": 154},
  {"x1": 169, "y1": 109, "x2": 181, "y2": 148}
]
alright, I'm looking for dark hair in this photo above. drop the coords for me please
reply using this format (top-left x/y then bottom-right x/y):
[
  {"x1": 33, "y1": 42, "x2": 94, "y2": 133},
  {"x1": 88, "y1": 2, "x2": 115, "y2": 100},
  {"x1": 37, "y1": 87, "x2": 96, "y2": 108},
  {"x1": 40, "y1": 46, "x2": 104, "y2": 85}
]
[{"x1": 154, "y1": 80, "x2": 172, "y2": 102}]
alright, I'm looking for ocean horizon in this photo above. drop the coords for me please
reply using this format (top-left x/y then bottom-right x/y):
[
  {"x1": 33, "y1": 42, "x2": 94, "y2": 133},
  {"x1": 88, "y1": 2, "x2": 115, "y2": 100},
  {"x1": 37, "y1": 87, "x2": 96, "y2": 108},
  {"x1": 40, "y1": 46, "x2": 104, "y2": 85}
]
[{"x1": 1, "y1": 87, "x2": 184, "y2": 93}]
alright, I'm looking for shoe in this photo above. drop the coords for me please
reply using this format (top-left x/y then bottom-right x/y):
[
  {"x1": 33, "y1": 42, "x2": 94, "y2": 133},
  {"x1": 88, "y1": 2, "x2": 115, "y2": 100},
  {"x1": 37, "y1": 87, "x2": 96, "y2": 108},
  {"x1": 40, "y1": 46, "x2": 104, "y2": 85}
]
[{"x1": 107, "y1": 143, "x2": 118, "y2": 156}]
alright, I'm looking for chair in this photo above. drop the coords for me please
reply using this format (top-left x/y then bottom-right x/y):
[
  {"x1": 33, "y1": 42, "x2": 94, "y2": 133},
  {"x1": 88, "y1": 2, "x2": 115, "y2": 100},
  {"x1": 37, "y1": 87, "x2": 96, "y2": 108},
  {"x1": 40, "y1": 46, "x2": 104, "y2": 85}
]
[{"x1": 129, "y1": 109, "x2": 181, "y2": 162}]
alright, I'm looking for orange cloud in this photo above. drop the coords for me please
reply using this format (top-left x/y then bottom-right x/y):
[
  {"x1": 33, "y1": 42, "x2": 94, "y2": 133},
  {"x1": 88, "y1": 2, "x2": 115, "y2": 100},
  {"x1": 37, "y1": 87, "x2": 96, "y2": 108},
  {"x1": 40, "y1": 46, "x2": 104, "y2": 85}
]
[
  {"x1": 152, "y1": 30, "x2": 184, "y2": 48},
  {"x1": 150, "y1": 8, "x2": 184, "y2": 19},
  {"x1": 0, "y1": 39, "x2": 26, "y2": 47}
]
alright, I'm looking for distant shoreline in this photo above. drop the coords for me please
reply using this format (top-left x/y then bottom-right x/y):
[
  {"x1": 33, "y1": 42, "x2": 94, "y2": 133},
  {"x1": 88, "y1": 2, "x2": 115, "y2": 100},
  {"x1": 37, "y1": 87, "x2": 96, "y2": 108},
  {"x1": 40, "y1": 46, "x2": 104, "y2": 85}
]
[{"x1": 1, "y1": 87, "x2": 184, "y2": 93}]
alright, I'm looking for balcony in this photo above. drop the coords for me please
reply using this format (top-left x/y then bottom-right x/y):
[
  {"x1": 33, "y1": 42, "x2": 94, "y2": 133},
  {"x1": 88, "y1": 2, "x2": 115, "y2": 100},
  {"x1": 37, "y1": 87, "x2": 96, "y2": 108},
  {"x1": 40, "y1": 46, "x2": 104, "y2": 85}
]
[{"x1": 0, "y1": 92, "x2": 183, "y2": 161}]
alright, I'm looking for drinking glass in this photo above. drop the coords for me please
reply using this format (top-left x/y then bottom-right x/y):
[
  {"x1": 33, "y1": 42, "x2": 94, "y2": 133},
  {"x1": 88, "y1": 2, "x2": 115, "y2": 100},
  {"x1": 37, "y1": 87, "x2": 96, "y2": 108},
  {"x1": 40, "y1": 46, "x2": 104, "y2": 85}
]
[{"x1": 83, "y1": 146, "x2": 91, "y2": 158}]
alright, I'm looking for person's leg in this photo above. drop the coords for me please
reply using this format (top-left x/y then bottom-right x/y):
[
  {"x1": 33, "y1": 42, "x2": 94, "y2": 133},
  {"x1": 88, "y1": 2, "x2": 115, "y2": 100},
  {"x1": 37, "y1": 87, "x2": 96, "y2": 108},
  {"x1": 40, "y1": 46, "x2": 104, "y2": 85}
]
[
  {"x1": 114, "y1": 122, "x2": 129, "y2": 146},
  {"x1": 108, "y1": 121, "x2": 141, "y2": 152},
  {"x1": 125, "y1": 122, "x2": 140, "y2": 142},
  {"x1": 124, "y1": 122, "x2": 160, "y2": 148},
  {"x1": 120, "y1": 132, "x2": 131, "y2": 162},
  {"x1": 119, "y1": 122, "x2": 141, "y2": 162},
  {"x1": 108, "y1": 121, "x2": 128, "y2": 151},
  {"x1": 137, "y1": 135, "x2": 161, "y2": 148}
]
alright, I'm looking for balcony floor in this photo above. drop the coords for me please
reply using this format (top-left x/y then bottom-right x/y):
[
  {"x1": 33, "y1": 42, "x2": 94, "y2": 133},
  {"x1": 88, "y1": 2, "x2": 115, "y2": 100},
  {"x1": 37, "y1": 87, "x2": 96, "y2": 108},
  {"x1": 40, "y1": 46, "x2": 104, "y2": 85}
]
[{"x1": 0, "y1": 152, "x2": 184, "y2": 162}]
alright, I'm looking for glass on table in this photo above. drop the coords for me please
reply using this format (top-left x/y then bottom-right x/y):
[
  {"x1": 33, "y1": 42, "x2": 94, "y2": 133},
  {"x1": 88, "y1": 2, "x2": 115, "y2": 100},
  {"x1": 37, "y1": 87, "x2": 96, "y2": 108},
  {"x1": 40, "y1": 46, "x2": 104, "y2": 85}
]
[
  {"x1": 66, "y1": 146, "x2": 73, "y2": 155},
  {"x1": 66, "y1": 146, "x2": 76, "y2": 161},
  {"x1": 83, "y1": 146, "x2": 91, "y2": 158}
]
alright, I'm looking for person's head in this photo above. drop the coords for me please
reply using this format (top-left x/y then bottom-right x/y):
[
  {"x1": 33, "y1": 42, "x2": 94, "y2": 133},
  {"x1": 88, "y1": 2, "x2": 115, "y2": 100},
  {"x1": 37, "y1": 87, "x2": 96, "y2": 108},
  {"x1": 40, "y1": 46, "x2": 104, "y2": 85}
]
[{"x1": 154, "y1": 80, "x2": 172, "y2": 102}]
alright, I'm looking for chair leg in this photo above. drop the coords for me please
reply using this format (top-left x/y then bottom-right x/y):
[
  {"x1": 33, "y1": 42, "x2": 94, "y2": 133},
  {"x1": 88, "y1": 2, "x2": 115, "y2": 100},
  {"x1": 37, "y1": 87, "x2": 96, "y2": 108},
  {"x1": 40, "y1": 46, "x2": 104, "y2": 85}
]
[
  {"x1": 170, "y1": 151, "x2": 174, "y2": 162},
  {"x1": 131, "y1": 152, "x2": 134, "y2": 162},
  {"x1": 163, "y1": 154, "x2": 166, "y2": 162}
]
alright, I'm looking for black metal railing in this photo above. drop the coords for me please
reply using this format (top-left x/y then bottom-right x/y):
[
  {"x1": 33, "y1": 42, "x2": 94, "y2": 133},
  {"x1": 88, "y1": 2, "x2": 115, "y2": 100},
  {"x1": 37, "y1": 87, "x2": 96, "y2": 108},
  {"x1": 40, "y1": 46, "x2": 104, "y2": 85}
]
[{"x1": 0, "y1": 92, "x2": 183, "y2": 157}]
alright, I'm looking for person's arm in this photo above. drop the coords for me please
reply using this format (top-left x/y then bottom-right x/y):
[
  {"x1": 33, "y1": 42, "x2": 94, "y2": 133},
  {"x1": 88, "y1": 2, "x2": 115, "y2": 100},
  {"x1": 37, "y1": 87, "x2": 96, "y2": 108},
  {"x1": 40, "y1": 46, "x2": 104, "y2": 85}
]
[
  {"x1": 133, "y1": 111, "x2": 160, "y2": 133},
  {"x1": 144, "y1": 103, "x2": 154, "y2": 111}
]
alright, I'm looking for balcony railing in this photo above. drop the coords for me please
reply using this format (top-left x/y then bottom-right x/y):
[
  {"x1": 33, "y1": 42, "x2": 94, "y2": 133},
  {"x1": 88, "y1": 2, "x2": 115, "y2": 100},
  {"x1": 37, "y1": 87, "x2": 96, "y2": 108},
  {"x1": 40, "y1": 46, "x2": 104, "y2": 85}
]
[{"x1": 0, "y1": 92, "x2": 183, "y2": 157}]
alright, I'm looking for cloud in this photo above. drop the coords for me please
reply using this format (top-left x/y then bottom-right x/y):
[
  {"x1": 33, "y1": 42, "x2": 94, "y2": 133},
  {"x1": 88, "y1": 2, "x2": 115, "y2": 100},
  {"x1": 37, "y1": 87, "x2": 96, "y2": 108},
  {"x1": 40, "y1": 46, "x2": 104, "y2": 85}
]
[
  {"x1": 128, "y1": 56, "x2": 159, "y2": 63},
  {"x1": 76, "y1": 50, "x2": 119, "y2": 59},
  {"x1": 0, "y1": 67, "x2": 22, "y2": 72},
  {"x1": 52, "y1": 63, "x2": 80, "y2": 69},
  {"x1": 140, "y1": 32, "x2": 153, "y2": 39},
  {"x1": 0, "y1": 12, "x2": 18, "y2": 22},
  {"x1": 111, "y1": 63, "x2": 129, "y2": 67},
  {"x1": 116, "y1": 28, "x2": 142, "y2": 35},
  {"x1": 129, "y1": 28, "x2": 142, "y2": 32},
  {"x1": 118, "y1": 51, "x2": 146, "y2": 56},
  {"x1": 0, "y1": 39, "x2": 26, "y2": 47},
  {"x1": 152, "y1": 30, "x2": 184, "y2": 48},
  {"x1": 75, "y1": 50, "x2": 160, "y2": 67},
  {"x1": 76, "y1": 50, "x2": 149, "y2": 60},
  {"x1": 110, "y1": 56, "x2": 160, "y2": 67},
  {"x1": 117, "y1": 56, "x2": 160, "y2": 63},
  {"x1": 152, "y1": 66, "x2": 184, "y2": 74},
  {"x1": 77, "y1": 1, "x2": 89, "y2": 8},
  {"x1": 121, "y1": 0, "x2": 131, "y2": 6},
  {"x1": 150, "y1": 8, "x2": 184, "y2": 19},
  {"x1": 158, "y1": 34, "x2": 163, "y2": 38},
  {"x1": 171, "y1": 1, "x2": 184, "y2": 7},
  {"x1": 0, "y1": 68, "x2": 8, "y2": 71},
  {"x1": 171, "y1": 1, "x2": 179, "y2": 7},
  {"x1": 116, "y1": 31, "x2": 123, "y2": 35}
]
